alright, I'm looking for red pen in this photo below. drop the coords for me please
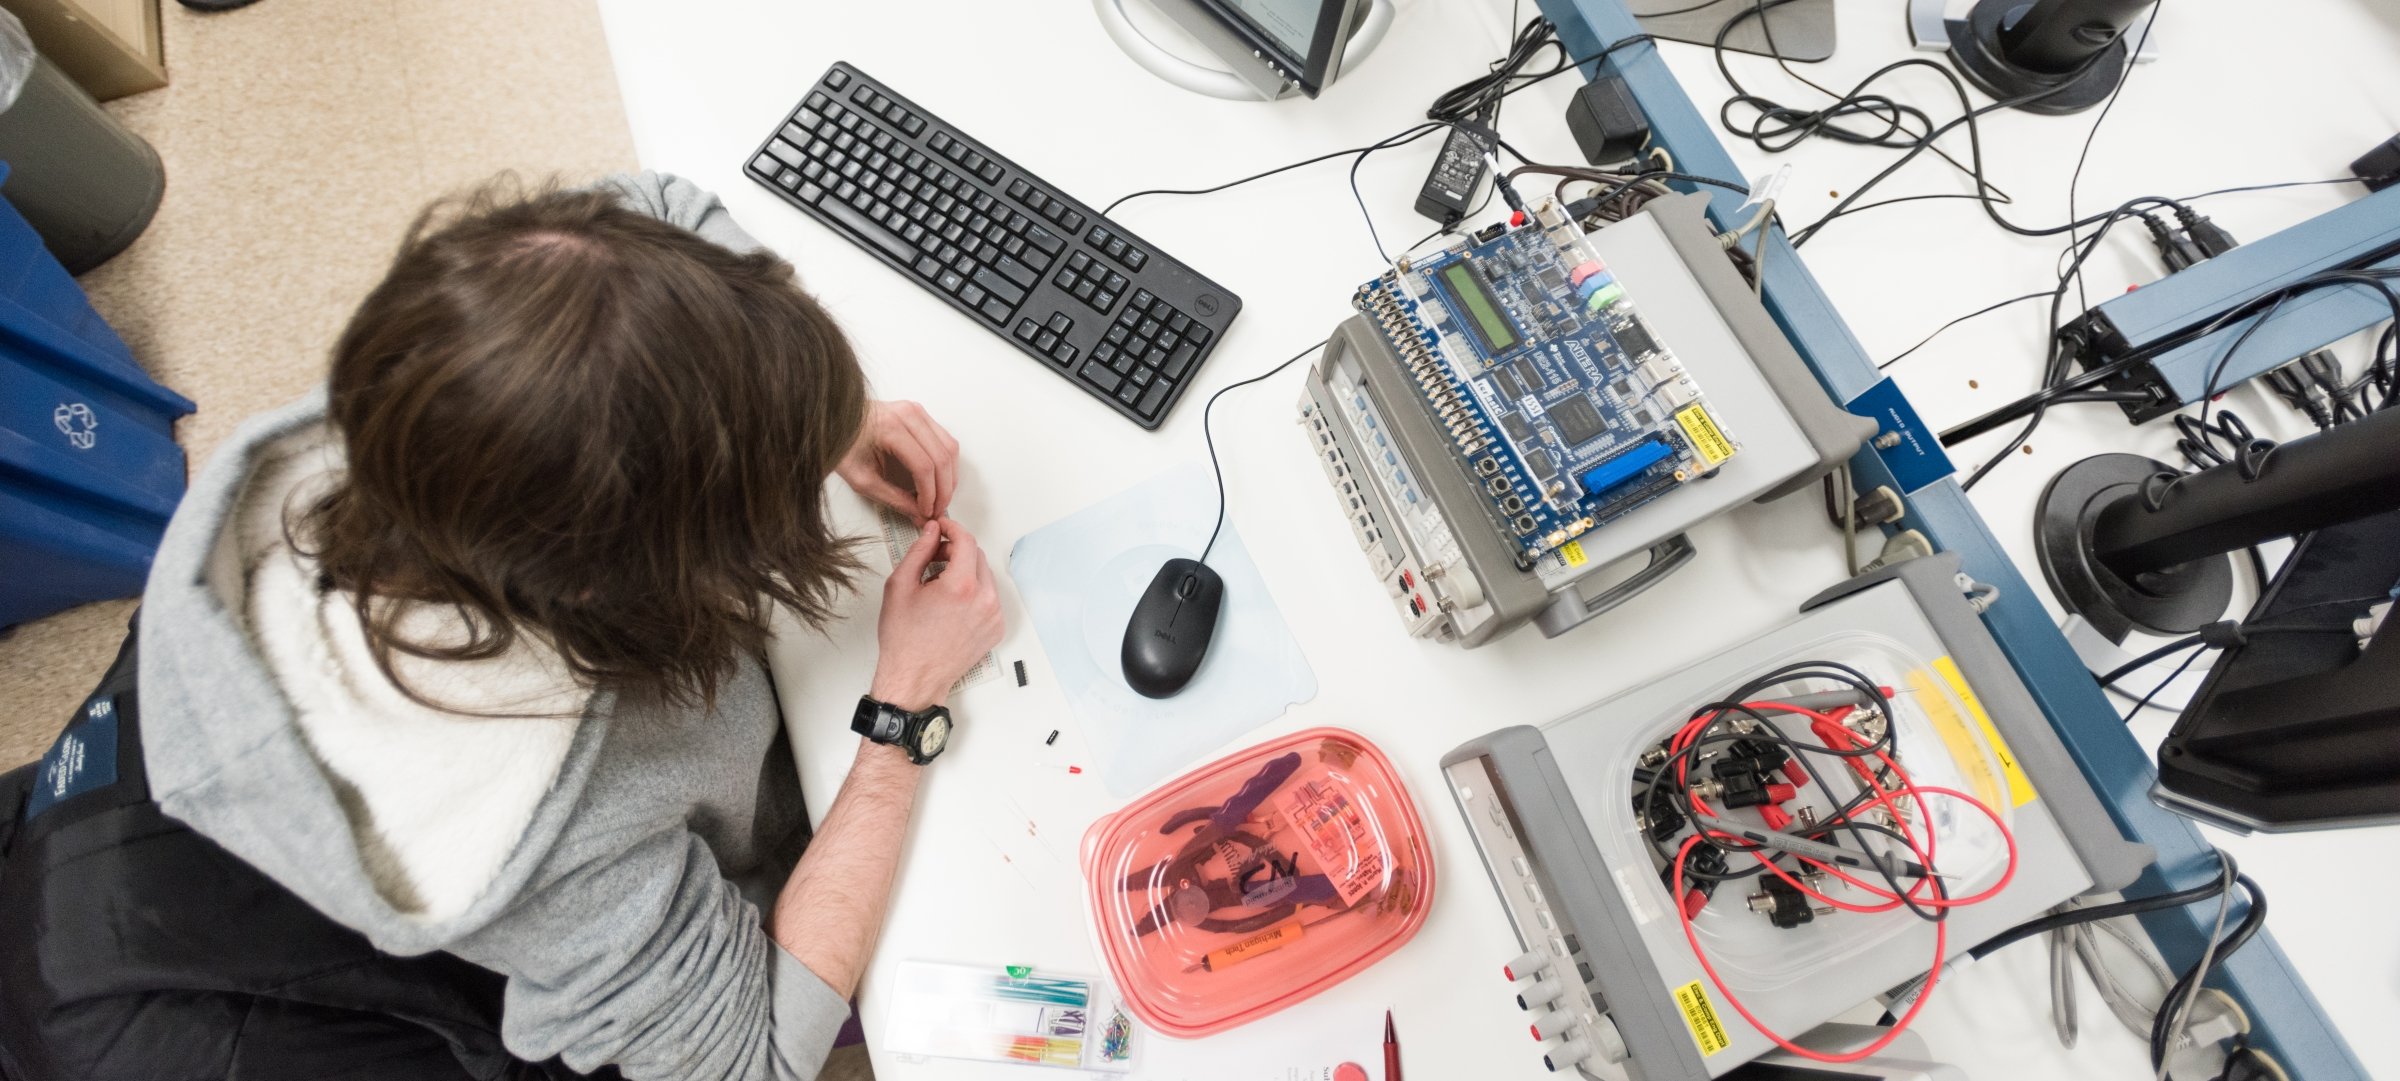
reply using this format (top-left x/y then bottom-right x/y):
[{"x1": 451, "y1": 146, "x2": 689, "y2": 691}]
[{"x1": 1384, "y1": 1009, "x2": 1402, "y2": 1081}]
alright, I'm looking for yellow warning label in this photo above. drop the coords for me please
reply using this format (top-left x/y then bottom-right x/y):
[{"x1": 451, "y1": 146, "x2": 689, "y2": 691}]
[
  {"x1": 1906, "y1": 669, "x2": 2003, "y2": 810},
  {"x1": 1673, "y1": 980, "x2": 1731, "y2": 1056},
  {"x1": 1674, "y1": 405, "x2": 1735, "y2": 466},
  {"x1": 1560, "y1": 540, "x2": 1589, "y2": 567},
  {"x1": 1934, "y1": 656, "x2": 2038, "y2": 807}
]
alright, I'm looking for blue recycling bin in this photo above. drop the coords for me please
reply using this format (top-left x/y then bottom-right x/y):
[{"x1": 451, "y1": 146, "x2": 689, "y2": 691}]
[{"x1": 1, "y1": 163, "x2": 193, "y2": 630}]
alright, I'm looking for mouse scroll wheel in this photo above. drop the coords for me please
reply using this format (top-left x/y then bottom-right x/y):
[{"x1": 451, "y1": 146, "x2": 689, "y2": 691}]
[{"x1": 1177, "y1": 575, "x2": 1199, "y2": 600}]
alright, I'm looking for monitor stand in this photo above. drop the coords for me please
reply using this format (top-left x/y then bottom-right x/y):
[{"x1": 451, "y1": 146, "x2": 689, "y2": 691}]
[{"x1": 1633, "y1": 0, "x2": 1835, "y2": 64}]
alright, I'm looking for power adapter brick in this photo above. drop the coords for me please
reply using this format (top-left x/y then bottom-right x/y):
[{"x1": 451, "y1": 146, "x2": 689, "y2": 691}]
[{"x1": 1564, "y1": 74, "x2": 1648, "y2": 167}]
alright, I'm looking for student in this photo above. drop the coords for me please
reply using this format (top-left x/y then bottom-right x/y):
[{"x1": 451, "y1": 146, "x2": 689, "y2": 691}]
[{"x1": 0, "y1": 174, "x2": 1000, "y2": 1080}]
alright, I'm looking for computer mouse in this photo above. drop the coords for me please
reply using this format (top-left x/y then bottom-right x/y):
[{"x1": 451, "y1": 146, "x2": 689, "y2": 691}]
[{"x1": 1120, "y1": 557, "x2": 1224, "y2": 699}]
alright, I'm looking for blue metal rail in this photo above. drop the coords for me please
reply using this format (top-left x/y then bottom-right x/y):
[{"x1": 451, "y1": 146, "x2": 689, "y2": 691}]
[{"x1": 1535, "y1": 1, "x2": 2366, "y2": 1076}]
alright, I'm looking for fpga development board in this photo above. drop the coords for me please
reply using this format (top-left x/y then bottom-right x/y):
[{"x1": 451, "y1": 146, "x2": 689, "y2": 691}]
[
  {"x1": 1358, "y1": 199, "x2": 1738, "y2": 567},
  {"x1": 1302, "y1": 194, "x2": 1875, "y2": 646}
]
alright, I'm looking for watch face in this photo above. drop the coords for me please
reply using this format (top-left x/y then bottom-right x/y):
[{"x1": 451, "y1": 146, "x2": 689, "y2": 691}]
[{"x1": 916, "y1": 712, "x2": 951, "y2": 758}]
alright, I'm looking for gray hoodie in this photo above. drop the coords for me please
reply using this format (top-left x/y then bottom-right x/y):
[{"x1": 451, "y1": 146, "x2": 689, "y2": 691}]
[{"x1": 134, "y1": 173, "x2": 849, "y2": 1080}]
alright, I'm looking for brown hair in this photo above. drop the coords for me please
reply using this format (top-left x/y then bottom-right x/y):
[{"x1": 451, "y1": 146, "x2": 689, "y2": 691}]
[{"x1": 298, "y1": 178, "x2": 867, "y2": 710}]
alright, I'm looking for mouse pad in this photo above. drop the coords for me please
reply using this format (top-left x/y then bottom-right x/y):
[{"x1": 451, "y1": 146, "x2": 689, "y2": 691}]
[{"x1": 1009, "y1": 463, "x2": 1316, "y2": 798}]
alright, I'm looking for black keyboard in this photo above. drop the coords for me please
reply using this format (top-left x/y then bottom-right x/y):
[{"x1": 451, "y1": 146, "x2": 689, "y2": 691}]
[{"x1": 744, "y1": 62, "x2": 1243, "y2": 429}]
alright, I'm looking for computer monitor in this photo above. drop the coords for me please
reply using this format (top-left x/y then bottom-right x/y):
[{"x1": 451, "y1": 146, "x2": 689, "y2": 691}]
[{"x1": 1095, "y1": 0, "x2": 1392, "y2": 102}]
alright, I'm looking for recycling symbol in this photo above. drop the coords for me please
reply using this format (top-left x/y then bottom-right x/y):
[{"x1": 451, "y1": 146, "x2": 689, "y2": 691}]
[{"x1": 54, "y1": 402, "x2": 98, "y2": 450}]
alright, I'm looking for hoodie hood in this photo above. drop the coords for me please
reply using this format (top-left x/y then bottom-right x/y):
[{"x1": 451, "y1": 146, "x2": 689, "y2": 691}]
[{"x1": 138, "y1": 391, "x2": 609, "y2": 954}]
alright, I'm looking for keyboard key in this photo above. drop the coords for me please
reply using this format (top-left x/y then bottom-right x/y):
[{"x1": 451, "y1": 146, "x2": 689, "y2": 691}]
[
  {"x1": 817, "y1": 197, "x2": 914, "y2": 263},
  {"x1": 979, "y1": 296, "x2": 1012, "y2": 323},
  {"x1": 1106, "y1": 325, "x2": 1129, "y2": 345},
  {"x1": 1036, "y1": 330, "x2": 1059, "y2": 352},
  {"x1": 929, "y1": 131, "x2": 952, "y2": 153},
  {"x1": 1062, "y1": 210, "x2": 1086, "y2": 233},
  {"x1": 775, "y1": 169, "x2": 801, "y2": 191},
  {"x1": 1046, "y1": 313, "x2": 1072, "y2": 334},
  {"x1": 1026, "y1": 225, "x2": 1064, "y2": 254},
  {"x1": 1079, "y1": 360, "x2": 1122, "y2": 395},
  {"x1": 1137, "y1": 379, "x2": 1170, "y2": 417},
  {"x1": 1124, "y1": 249, "x2": 1148, "y2": 271},
  {"x1": 1169, "y1": 313, "x2": 1191, "y2": 334},
  {"x1": 1163, "y1": 341, "x2": 1200, "y2": 381},
  {"x1": 959, "y1": 283, "x2": 987, "y2": 308},
  {"x1": 826, "y1": 68, "x2": 851, "y2": 90},
  {"x1": 806, "y1": 91, "x2": 830, "y2": 111},
  {"x1": 1104, "y1": 238, "x2": 1129, "y2": 261},
  {"x1": 994, "y1": 256, "x2": 1037, "y2": 289},
  {"x1": 1068, "y1": 251, "x2": 1091, "y2": 272},
  {"x1": 752, "y1": 153, "x2": 780, "y2": 176},
  {"x1": 971, "y1": 266, "x2": 1025, "y2": 307},
  {"x1": 1116, "y1": 380, "x2": 1143, "y2": 407},
  {"x1": 1015, "y1": 319, "x2": 1040, "y2": 342},
  {"x1": 900, "y1": 114, "x2": 925, "y2": 136},
  {"x1": 1006, "y1": 179, "x2": 1031, "y2": 202},
  {"x1": 1055, "y1": 344, "x2": 1078, "y2": 365},
  {"x1": 1093, "y1": 290, "x2": 1118, "y2": 312},
  {"x1": 1130, "y1": 288, "x2": 1155, "y2": 310},
  {"x1": 767, "y1": 140, "x2": 806, "y2": 168}
]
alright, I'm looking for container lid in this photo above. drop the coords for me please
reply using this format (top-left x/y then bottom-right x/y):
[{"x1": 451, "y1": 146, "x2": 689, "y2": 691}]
[{"x1": 1080, "y1": 727, "x2": 1434, "y2": 1038}]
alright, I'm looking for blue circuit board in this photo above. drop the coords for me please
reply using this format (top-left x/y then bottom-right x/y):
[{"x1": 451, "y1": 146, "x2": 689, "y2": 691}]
[{"x1": 1354, "y1": 215, "x2": 1737, "y2": 567}]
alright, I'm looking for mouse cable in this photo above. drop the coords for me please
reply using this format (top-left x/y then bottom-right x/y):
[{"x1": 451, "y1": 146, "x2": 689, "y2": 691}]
[{"x1": 1196, "y1": 339, "x2": 1331, "y2": 566}]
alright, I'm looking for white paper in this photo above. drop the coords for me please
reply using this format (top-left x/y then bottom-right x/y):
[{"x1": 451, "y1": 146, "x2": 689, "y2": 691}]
[{"x1": 1007, "y1": 463, "x2": 1316, "y2": 797}]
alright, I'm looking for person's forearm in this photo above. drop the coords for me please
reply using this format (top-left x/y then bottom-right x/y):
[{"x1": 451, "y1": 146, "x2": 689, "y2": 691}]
[{"x1": 770, "y1": 737, "x2": 922, "y2": 998}]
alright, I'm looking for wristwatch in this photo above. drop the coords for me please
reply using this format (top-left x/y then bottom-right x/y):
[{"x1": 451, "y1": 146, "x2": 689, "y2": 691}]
[{"x1": 850, "y1": 695, "x2": 953, "y2": 765}]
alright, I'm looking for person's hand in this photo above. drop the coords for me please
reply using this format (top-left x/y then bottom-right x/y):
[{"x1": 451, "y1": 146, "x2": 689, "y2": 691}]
[
  {"x1": 870, "y1": 518, "x2": 1003, "y2": 711},
  {"x1": 837, "y1": 400, "x2": 959, "y2": 521}
]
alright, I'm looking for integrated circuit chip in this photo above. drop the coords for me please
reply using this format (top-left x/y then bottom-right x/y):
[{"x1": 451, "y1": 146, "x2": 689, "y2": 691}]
[
  {"x1": 1526, "y1": 447, "x2": 1558, "y2": 481},
  {"x1": 1615, "y1": 317, "x2": 1661, "y2": 360},
  {"x1": 1550, "y1": 394, "x2": 1609, "y2": 446},
  {"x1": 1502, "y1": 412, "x2": 1535, "y2": 443},
  {"x1": 1508, "y1": 359, "x2": 1542, "y2": 396}
]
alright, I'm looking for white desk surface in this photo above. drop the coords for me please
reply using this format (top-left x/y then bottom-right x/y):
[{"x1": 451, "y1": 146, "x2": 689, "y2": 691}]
[{"x1": 590, "y1": 1, "x2": 2400, "y2": 1077}]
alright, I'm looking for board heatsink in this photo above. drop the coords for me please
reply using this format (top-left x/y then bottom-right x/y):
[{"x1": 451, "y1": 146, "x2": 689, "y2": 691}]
[{"x1": 1353, "y1": 202, "x2": 1738, "y2": 567}]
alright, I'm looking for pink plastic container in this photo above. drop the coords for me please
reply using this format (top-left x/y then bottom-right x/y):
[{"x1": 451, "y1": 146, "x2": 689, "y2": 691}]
[{"x1": 1081, "y1": 728, "x2": 1435, "y2": 1038}]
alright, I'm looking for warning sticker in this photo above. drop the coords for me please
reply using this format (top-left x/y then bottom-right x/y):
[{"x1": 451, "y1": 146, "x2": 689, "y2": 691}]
[
  {"x1": 1673, "y1": 980, "x2": 1731, "y2": 1056},
  {"x1": 1934, "y1": 656, "x2": 2038, "y2": 807},
  {"x1": 1559, "y1": 540, "x2": 1589, "y2": 567},
  {"x1": 1674, "y1": 405, "x2": 1735, "y2": 466}
]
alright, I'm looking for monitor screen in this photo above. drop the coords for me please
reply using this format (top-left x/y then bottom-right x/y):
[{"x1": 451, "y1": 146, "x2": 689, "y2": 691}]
[{"x1": 1219, "y1": 0, "x2": 1328, "y2": 64}]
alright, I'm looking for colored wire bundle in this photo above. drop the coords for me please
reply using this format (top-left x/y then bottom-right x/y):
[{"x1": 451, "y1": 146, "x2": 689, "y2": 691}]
[{"x1": 1634, "y1": 661, "x2": 2017, "y2": 1064}]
